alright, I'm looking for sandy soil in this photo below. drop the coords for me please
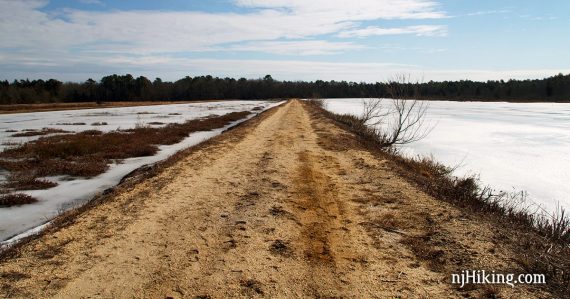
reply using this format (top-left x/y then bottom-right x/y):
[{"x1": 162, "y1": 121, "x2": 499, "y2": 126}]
[{"x1": 0, "y1": 100, "x2": 552, "y2": 298}]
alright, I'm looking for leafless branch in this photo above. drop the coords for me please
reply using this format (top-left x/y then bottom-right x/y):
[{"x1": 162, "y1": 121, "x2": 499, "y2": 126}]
[
  {"x1": 361, "y1": 99, "x2": 391, "y2": 126},
  {"x1": 360, "y1": 74, "x2": 433, "y2": 146}
]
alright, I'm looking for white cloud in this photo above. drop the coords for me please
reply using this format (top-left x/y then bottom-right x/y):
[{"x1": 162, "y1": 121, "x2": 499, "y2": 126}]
[
  {"x1": 375, "y1": 45, "x2": 447, "y2": 53},
  {"x1": 152, "y1": 59, "x2": 570, "y2": 82},
  {"x1": 338, "y1": 25, "x2": 447, "y2": 38},
  {"x1": 0, "y1": 0, "x2": 474, "y2": 81},
  {"x1": 220, "y1": 40, "x2": 366, "y2": 55},
  {"x1": 519, "y1": 15, "x2": 558, "y2": 21},
  {"x1": 0, "y1": 0, "x2": 447, "y2": 55},
  {"x1": 234, "y1": 0, "x2": 446, "y2": 19},
  {"x1": 3, "y1": 54, "x2": 566, "y2": 83},
  {"x1": 78, "y1": 0, "x2": 103, "y2": 5},
  {"x1": 466, "y1": 10, "x2": 510, "y2": 16}
]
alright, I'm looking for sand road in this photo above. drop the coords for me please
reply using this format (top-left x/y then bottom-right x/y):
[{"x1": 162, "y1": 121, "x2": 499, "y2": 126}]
[{"x1": 0, "y1": 100, "x2": 550, "y2": 298}]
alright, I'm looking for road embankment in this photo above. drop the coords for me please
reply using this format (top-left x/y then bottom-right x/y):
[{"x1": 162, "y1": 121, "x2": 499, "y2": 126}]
[{"x1": 0, "y1": 100, "x2": 559, "y2": 298}]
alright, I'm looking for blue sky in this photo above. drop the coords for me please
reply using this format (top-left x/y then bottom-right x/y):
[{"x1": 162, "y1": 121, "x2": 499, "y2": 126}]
[{"x1": 1, "y1": 0, "x2": 569, "y2": 82}]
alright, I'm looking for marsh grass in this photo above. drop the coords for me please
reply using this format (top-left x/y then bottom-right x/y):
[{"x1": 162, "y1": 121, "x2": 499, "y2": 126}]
[
  {"x1": 55, "y1": 122, "x2": 86, "y2": 126},
  {"x1": 308, "y1": 100, "x2": 570, "y2": 246},
  {"x1": 2, "y1": 174, "x2": 57, "y2": 190},
  {"x1": 10, "y1": 128, "x2": 70, "y2": 137},
  {"x1": 0, "y1": 194, "x2": 37, "y2": 207},
  {"x1": 0, "y1": 111, "x2": 251, "y2": 199},
  {"x1": 306, "y1": 100, "x2": 569, "y2": 295}
]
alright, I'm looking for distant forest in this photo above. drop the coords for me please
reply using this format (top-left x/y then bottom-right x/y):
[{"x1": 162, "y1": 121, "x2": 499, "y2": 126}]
[{"x1": 1, "y1": 73, "x2": 569, "y2": 104}]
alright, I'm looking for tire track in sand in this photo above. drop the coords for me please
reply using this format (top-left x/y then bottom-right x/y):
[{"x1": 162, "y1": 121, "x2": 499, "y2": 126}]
[{"x1": 0, "y1": 100, "x2": 553, "y2": 298}]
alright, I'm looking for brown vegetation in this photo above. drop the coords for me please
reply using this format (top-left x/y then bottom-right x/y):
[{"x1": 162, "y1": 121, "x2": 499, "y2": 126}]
[
  {"x1": 0, "y1": 111, "x2": 250, "y2": 200},
  {"x1": 10, "y1": 128, "x2": 70, "y2": 137},
  {"x1": 306, "y1": 100, "x2": 570, "y2": 295},
  {"x1": 309, "y1": 99, "x2": 570, "y2": 245},
  {"x1": 3, "y1": 174, "x2": 57, "y2": 191},
  {"x1": 0, "y1": 194, "x2": 37, "y2": 207},
  {"x1": 57, "y1": 122, "x2": 86, "y2": 126},
  {"x1": 0, "y1": 101, "x2": 562, "y2": 298}
]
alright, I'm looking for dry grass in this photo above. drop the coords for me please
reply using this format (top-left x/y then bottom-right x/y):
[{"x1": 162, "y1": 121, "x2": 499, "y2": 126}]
[
  {"x1": 11, "y1": 128, "x2": 70, "y2": 137},
  {"x1": 0, "y1": 105, "x2": 276, "y2": 263},
  {"x1": 375, "y1": 212, "x2": 401, "y2": 231},
  {"x1": 308, "y1": 100, "x2": 570, "y2": 246},
  {"x1": 389, "y1": 154, "x2": 570, "y2": 247},
  {"x1": 0, "y1": 271, "x2": 30, "y2": 280},
  {"x1": 401, "y1": 233, "x2": 446, "y2": 272},
  {"x1": 306, "y1": 100, "x2": 570, "y2": 295},
  {"x1": 0, "y1": 194, "x2": 37, "y2": 207},
  {"x1": 56, "y1": 122, "x2": 86, "y2": 126},
  {"x1": 0, "y1": 111, "x2": 251, "y2": 203},
  {"x1": 306, "y1": 99, "x2": 325, "y2": 108},
  {"x1": 2, "y1": 174, "x2": 57, "y2": 190}
]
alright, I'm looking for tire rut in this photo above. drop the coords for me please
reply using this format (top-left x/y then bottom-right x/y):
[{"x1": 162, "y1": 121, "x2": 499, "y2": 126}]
[{"x1": 0, "y1": 100, "x2": 554, "y2": 298}]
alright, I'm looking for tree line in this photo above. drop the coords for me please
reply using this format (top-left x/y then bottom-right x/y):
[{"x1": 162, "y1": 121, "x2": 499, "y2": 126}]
[{"x1": 1, "y1": 73, "x2": 569, "y2": 104}]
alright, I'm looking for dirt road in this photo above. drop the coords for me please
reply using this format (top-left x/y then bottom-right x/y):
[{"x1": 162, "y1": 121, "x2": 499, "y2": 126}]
[{"x1": 0, "y1": 100, "x2": 551, "y2": 298}]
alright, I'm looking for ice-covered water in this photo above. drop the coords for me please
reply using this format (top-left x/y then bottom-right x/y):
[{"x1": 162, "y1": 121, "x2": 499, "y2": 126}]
[
  {"x1": 0, "y1": 100, "x2": 283, "y2": 243},
  {"x1": 324, "y1": 98, "x2": 570, "y2": 214},
  {"x1": 0, "y1": 101, "x2": 274, "y2": 150}
]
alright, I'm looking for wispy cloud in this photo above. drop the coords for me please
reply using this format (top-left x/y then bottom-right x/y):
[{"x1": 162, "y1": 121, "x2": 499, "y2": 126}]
[
  {"x1": 0, "y1": 0, "x2": 447, "y2": 54},
  {"x1": 234, "y1": 0, "x2": 447, "y2": 19},
  {"x1": 0, "y1": 0, "x2": 565, "y2": 82},
  {"x1": 519, "y1": 14, "x2": 559, "y2": 21},
  {"x1": 220, "y1": 40, "x2": 366, "y2": 55},
  {"x1": 338, "y1": 25, "x2": 447, "y2": 38},
  {"x1": 11, "y1": 1, "x2": 563, "y2": 82},
  {"x1": 375, "y1": 45, "x2": 447, "y2": 53},
  {"x1": 3, "y1": 51, "x2": 566, "y2": 83},
  {"x1": 466, "y1": 10, "x2": 510, "y2": 16},
  {"x1": 78, "y1": 0, "x2": 104, "y2": 5}
]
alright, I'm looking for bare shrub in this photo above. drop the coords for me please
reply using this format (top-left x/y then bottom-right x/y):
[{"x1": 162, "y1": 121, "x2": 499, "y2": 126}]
[
  {"x1": 308, "y1": 98, "x2": 570, "y2": 294},
  {"x1": 361, "y1": 98, "x2": 389, "y2": 126},
  {"x1": 307, "y1": 98, "x2": 325, "y2": 109},
  {"x1": 361, "y1": 98, "x2": 430, "y2": 146},
  {"x1": 0, "y1": 194, "x2": 37, "y2": 207},
  {"x1": 357, "y1": 75, "x2": 432, "y2": 147},
  {"x1": 535, "y1": 204, "x2": 570, "y2": 244},
  {"x1": 2, "y1": 174, "x2": 57, "y2": 190}
]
